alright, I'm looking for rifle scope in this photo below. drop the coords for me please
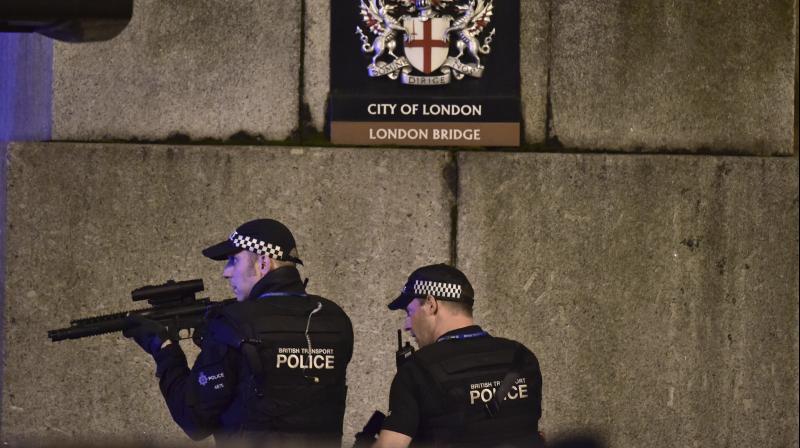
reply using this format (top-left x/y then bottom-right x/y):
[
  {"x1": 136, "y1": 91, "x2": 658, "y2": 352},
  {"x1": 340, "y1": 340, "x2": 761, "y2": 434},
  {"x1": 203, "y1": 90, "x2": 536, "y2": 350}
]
[{"x1": 131, "y1": 279, "x2": 204, "y2": 304}]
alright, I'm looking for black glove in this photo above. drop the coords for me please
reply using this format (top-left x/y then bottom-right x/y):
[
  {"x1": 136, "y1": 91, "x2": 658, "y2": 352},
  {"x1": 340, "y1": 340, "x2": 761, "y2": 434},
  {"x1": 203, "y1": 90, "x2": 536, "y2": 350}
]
[
  {"x1": 123, "y1": 316, "x2": 175, "y2": 356},
  {"x1": 352, "y1": 410, "x2": 386, "y2": 448}
]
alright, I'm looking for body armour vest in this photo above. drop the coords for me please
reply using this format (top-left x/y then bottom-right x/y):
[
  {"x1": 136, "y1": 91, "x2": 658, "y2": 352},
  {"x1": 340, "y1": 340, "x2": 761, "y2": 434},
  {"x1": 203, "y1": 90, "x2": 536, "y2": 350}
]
[
  {"x1": 207, "y1": 293, "x2": 353, "y2": 437},
  {"x1": 410, "y1": 336, "x2": 543, "y2": 448}
]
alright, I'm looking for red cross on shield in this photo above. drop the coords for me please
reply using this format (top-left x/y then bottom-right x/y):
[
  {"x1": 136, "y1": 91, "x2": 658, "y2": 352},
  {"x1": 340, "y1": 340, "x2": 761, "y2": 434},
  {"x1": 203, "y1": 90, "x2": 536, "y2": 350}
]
[{"x1": 404, "y1": 17, "x2": 450, "y2": 74}]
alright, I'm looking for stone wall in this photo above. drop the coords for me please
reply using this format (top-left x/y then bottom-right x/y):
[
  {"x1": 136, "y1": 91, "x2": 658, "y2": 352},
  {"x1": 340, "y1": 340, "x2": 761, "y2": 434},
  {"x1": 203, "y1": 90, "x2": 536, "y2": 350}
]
[
  {"x1": 2, "y1": 144, "x2": 797, "y2": 446},
  {"x1": 1, "y1": 0, "x2": 798, "y2": 446},
  {"x1": 549, "y1": 0, "x2": 797, "y2": 154},
  {"x1": 44, "y1": 0, "x2": 798, "y2": 152},
  {"x1": 52, "y1": 0, "x2": 302, "y2": 142},
  {"x1": 457, "y1": 152, "x2": 799, "y2": 447},
  {"x1": 1, "y1": 32, "x2": 53, "y2": 435}
]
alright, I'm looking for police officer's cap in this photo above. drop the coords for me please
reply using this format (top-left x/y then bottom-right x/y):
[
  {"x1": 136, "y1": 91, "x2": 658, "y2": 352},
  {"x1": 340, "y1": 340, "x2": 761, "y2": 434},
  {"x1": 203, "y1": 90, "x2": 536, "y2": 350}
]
[
  {"x1": 388, "y1": 263, "x2": 474, "y2": 310},
  {"x1": 202, "y1": 218, "x2": 303, "y2": 265}
]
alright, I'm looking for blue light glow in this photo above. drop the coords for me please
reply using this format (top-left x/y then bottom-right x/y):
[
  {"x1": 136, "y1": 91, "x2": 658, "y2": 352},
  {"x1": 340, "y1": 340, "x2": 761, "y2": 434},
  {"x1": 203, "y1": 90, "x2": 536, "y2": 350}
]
[{"x1": 0, "y1": 32, "x2": 53, "y2": 141}]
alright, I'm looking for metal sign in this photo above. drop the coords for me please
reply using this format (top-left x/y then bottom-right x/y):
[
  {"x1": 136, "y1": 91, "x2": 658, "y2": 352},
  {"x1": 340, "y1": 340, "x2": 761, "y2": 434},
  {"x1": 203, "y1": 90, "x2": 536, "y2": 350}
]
[{"x1": 329, "y1": 0, "x2": 521, "y2": 147}]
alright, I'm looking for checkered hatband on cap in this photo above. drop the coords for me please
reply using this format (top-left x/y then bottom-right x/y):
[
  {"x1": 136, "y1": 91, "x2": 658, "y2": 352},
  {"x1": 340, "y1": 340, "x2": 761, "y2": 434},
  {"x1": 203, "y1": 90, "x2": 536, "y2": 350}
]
[
  {"x1": 229, "y1": 231, "x2": 284, "y2": 259},
  {"x1": 408, "y1": 280, "x2": 462, "y2": 300}
]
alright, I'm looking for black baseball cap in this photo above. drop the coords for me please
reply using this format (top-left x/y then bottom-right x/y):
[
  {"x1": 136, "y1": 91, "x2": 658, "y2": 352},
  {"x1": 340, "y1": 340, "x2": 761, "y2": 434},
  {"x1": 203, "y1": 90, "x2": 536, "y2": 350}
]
[
  {"x1": 388, "y1": 263, "x2": 475, "y2": 310},
  {"x1": 202, "y1": 218, "x2": 303, "y2": 265}
]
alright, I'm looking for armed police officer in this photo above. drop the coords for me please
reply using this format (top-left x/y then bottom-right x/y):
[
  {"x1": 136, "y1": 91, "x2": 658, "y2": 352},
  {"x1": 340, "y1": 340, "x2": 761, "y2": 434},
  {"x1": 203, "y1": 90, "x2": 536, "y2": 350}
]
[
  {"x1": 373, "y1": 264, "x2": 544, "y2": 448},
  {"x1": 125, "y1": 219, "x2": 353, "y2": 447}
]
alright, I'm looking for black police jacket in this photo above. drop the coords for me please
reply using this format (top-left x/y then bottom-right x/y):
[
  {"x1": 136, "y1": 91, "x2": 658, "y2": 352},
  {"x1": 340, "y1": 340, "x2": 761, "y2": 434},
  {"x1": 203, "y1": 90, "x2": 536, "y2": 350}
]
[
  {"x1": 153, "y1": 266, "x2": 354, "y2": 444},
  {"x1": 382, "y1": 326, "x2": 543, "y2": 448}
]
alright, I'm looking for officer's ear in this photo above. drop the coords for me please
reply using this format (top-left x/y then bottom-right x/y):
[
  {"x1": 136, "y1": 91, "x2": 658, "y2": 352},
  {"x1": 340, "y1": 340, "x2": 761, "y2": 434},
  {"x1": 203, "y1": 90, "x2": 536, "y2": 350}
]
[
  {"x1": 426, "y1": 295, "x2": 439, "y2": 315},
  {"x1": 256, "y1": 255, "x2": 272, "y2": 274}
]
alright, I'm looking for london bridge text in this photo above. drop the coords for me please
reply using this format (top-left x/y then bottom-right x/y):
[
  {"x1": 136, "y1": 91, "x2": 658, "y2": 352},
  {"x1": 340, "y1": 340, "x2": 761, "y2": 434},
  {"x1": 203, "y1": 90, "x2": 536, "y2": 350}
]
[{"x1": 369, "y1": 127, "x2": 481, "y2": 141}]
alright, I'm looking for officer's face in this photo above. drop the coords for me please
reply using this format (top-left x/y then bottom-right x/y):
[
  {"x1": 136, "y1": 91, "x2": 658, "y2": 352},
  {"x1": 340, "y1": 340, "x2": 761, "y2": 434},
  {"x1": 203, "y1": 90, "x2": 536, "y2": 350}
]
[
  {"x1": 223, "y1": 250, "x2": 263, "y2": 301},
  {"x1": 404, "y1": 297, "x2": 434, "y2": 347}
]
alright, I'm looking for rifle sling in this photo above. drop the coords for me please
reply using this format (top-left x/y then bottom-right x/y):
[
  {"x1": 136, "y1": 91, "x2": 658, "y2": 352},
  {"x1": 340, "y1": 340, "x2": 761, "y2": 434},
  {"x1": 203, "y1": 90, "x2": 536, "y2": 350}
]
[{"x1": 484, "y1": 345, "x2": 526, "y2": 418}]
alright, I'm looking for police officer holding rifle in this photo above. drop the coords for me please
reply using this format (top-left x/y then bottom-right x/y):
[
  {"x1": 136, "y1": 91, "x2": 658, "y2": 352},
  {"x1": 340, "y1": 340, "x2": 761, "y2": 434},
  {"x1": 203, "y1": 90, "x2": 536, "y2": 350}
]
[
  {"x1": 373, "y1": 264, "x2": 544, "y2": 448},
  {"x1": 124, "y1": 218, "x2": 353, "y2": 447}
]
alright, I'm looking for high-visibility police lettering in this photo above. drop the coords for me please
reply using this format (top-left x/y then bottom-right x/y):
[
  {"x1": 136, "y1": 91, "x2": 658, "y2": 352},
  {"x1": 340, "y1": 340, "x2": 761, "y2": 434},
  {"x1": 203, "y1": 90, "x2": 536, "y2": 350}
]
[
  {"x1": 468, "y1": 384, "x2": 529, "y2": 405},
  {"x1": 276, "y1": 353, "x2": 335, "y2": 369}
]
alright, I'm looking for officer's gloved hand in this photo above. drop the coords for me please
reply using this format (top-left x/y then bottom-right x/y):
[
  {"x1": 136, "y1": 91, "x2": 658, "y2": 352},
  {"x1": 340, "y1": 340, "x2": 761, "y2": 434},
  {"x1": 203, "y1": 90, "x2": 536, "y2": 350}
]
[
  {"x1": 352, "y1": 410, "x2": 386, "y2": 448},
  {"x1": 123, "y1": 316, "x2": 175, "y2": 356}
]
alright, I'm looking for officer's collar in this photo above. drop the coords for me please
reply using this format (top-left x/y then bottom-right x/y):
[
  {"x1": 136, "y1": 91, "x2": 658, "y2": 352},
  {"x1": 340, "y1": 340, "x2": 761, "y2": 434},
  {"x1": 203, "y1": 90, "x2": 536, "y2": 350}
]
[
  {"x1": 247, "y1": 266, "x2": 306, "y2": 299},
  {"x1": 436, "y1": 325, "x2": 486, "y2": 342}
]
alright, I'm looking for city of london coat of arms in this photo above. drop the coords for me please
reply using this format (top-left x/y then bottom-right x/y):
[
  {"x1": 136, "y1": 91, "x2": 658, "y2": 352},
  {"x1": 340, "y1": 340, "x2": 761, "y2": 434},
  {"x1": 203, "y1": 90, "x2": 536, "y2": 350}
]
[{"x1": 356, "y1": 0, "x2": 496, "y2": 85}]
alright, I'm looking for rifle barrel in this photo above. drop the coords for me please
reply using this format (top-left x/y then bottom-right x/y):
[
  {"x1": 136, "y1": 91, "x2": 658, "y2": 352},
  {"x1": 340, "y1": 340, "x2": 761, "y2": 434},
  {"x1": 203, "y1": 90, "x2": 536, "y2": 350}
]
[{"x1": 48, "y1": 319, "x2": 129, "y2": 341}]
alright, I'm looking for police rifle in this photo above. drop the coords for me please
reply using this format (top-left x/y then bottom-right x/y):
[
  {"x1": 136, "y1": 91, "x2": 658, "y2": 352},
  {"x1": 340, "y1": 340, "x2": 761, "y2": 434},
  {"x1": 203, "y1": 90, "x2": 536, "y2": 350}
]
[{"x1": 47, "y1": 279, "x2": 235, "y2": 342}]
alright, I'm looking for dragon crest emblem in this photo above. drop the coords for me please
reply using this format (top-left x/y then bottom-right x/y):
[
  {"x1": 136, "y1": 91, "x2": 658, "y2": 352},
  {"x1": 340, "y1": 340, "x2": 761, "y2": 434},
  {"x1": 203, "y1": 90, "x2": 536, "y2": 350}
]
[{"x1": 356, "y1": 0, "x2": 496, "y2": 85}]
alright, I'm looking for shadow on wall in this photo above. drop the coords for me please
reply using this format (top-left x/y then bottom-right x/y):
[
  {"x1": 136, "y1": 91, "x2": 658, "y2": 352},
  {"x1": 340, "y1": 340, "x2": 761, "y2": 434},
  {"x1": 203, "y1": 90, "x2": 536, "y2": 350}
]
[{"x1": 548, "y1": 431, "x2": 607, "y2": 448}]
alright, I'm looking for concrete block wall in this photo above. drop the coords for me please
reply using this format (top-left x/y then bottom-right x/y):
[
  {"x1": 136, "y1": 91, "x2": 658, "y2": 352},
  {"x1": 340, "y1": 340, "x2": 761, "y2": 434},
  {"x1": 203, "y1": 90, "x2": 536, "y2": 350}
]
[
  {"x1": 53, "y1": 0, "x2": 302, "y2": 142},
  {"x1": 457, "y1": 153, "x2": 799, "y2": 447},
  {"x1": 1, "y1": 0, "x2": 798, "y2": 446},
  {"x1": 1, "y1": 33, "x2": 54, "y2": 432},
  {"x1": 37, "y1": 0, "x2": 796, "y2": 152},
  {"x1": 549, "y1": 0, "x2": 797, "y2": 155},
  {"x1": 2, "y1": 145, "x2": 796, "y2": 446}
]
